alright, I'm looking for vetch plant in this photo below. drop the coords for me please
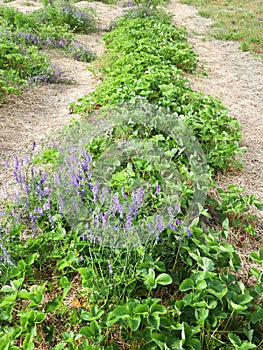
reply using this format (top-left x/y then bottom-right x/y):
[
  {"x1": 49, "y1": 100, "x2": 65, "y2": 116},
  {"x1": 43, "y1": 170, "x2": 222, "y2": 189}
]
[{"x1": 53, "y1": 102, "x2": 210, "y2": 248}]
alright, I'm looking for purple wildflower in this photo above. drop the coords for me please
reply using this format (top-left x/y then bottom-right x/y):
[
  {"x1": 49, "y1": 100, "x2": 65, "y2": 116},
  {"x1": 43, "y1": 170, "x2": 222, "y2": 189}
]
[
  {"x1": 71, "y1": 197, "x2": 77, "y2": 213},
  {"x1": 186, "y1": 227, "x2": 191, "y2": 239},
  {"x1": 175, "y1": 203, "x2": 181, "y2": 212},
  {"x1": 59, "y1": 197, "x2": 64, "y2": 215},
  {"x1": 113, "y1": 193, "x2": 123, "y2": 217},
  {"x1": 100, "y1": 212, "x2": 107, "y2": 227},
  {"x1": 29, "y1": 213, "x2": 37, "y2": 232},
  {"x1": 0, "y1": 240, "x2": 13, "y2": 265},
  {"x1": 43, "y1": 200, "x2": 51, "y2": 211},
  {"x1": 168, "y1": 206, "x2": 173, "y2": 219},
  {"x1": 92, "y1": 182, "x2": 99, "y2": 204},
  {"x1": 36, "y1": 185, "x2": 44, "y2": 200},
  {"x1": 155, "y1": 215, "x2": 164, "y2": 232},
  {"x1": 168, "y1": 223, "x2": 178, "y2": 232},
  {"x1": 35, "y1": 206, "x2": 44, "y2": 216},
  {"x1": 121, "y1": 187, "x2": 128, "y2": 199},
  {"x1": 175, "y1": 218, "x2": 182, "y2": 226},
  {"x1": 107, "y1": 260, "x2": 113, "y2": 275},
  {"x1": 48, "y1": 213, "x2": 54, "y2": 229},
  {"x1": 125, "y1": 214, "x2": 132, "y2": 229},
  {"x1": 155, "y1": 183, "x2": 161, "y2": 196},
  {"x1": 135, "y1": 187, "x2": 144, "y2": 207}
]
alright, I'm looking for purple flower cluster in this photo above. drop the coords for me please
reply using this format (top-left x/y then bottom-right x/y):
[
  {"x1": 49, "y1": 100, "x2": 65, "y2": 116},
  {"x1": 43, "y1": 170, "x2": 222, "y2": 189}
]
[
  {"x1": 59, "y1": 2, "x2": 96, "y2": 33},
  {"x1": 0, "y1": 144, "x2": 192, "y2": 258},
  {"x1": 0, "y1": 238, "x2": 14, "y2": 265},
  {"x1": 4, "y1": 29, "x2": 96, "y2": 64},
  {"x1": 68, "y1": 41, "x2": 96, "y2": 62},
  {"x1": 3, "y1": 154, "x2": 55, "y2": 233}
]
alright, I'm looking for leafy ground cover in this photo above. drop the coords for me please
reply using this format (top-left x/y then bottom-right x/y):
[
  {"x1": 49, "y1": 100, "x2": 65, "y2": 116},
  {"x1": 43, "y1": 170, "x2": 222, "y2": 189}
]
[
  {"x1": 0, "y1": 1, "x2": 97, "y2": 102},
  {"x1": 179, "y1": 0, "x2": 263, "y2": 57},
  {"x1": 0, "y1": 2, "x2": 263, "y2": 350}
]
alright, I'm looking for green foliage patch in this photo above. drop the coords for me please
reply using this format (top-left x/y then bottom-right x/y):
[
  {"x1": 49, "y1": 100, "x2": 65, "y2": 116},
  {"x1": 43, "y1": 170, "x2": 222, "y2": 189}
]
[
  {"x1": 0, "y1": 4, "x2": 262, "y2": 350},
  {"x1": 0, "y1": 1, "x2": 97, "y2": 103},
  {"x1": 73, "y1": 8, "x2": 242, "y2": 173}
]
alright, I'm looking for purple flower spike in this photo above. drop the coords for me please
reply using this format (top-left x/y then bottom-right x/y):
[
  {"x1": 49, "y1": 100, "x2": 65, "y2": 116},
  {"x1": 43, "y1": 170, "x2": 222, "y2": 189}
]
[
  {"x1": 136, "y1": 187, "x2": 144, "y2": 207},
  {"x1": 107, "y1": 260, "x2": 113, "y2": 275},
  {"x1": 100, "y1": 212, "x2": 107, "y2": 227},
  {"x1": 186, "y1": 227, "x2": 191, "y2": 239},
  {"x1": 125, "y1": 214, "x2": 132, "y2": 229},
  {"x1": 121, "y1": 187, "x2": 128, "y2": 199},
  {"x1": 155, "y1": 215, "x2": 164, "y2": 233},
  {"x1": 92, "y1": 182, "x2": 99, "y2": 204},
  {"x1": 175, "y1": 218, "x2": 181, "y2": 226},
  {"x1": 48, "y1": 213, "x2": 54, "y2": 229},
  {"x1": 168, "y1": 223, "x2": 178, "y2": 232},
  {"x1": 155, "y1": 183, "x2": 161, "y2": 196}
]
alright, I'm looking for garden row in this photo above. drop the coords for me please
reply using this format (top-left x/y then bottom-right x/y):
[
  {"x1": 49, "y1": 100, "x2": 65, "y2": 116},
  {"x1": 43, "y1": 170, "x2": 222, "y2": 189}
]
[
  {"x1": 0, "y1": 1, "x2": 97, "y2": 102},
  {"x1": 0, "y1": 3, "x2": 263, "y2": 350}
]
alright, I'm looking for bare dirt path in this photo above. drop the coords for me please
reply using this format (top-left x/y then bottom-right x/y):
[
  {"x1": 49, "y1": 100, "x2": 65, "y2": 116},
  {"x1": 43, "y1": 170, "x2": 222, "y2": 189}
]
[
  {"x1": 167, "y1": 0, "x2": 263, "y2": 209},
  {"x1": 0, "y1": 0, "x2": 124, "y2": 184}
]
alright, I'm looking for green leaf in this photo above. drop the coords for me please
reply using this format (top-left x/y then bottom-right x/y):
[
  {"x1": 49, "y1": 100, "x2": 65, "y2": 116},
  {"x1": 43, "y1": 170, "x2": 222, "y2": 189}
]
[
  {"x1": 79, "y1": 326, "x2": 93, "y2": 338},
  {"x1": 229, "y1": 301, "x2": 247, "y2": 311},
  {"x1": 112, "y1": 305, "x2": 130, "y2": 318},
  {"x1": 1, "y1": 285, "x2": 16, "y2": 293},
  {"x1": 26, "y1": 253, "x2": 39, "y2": 266},
  {"x1": 150, "y1": 304, "x2": 166, "y2": 314},
  {"x1": 45, "y1": 297, "x2": 62, "y2": 313},
  {"x1": 198, "y1": 257, "x2": 215, "y2": 272},
  {"x1": 250, "y1": 309, "x2": 263, "y2": 324},
  {"x1": 34, "y1": 311, "x2": 46, "y2": 323},
  {"x1": 128, "y1": 316, "x2": 141, "y2": 331},
  {"x1": 228, "y1": 333, "x2": 256, "y2": 349},
  {"x1": 11, "y1": 278, "x2": 24, "y2": 291},
  {"x1": 196, "y1": 280, "x2": 207, "y2": 290},
  {"x1": 147, "y1": 313, "x2": 160, "y2": 330},
  {"x1": 155, "y1": 273, "x2": 172, "y2": 286},
  {"x1": 179, "y1": 278, "x2": 194, "y2": 292},
  {"x1": 90, "y1": 321, "x2": 101, "y2": 337},
  {"x1": 18, "y1": 290, "x2": 31, "y2": 299},
  {"x1": 78, "y1": 267, "x2": 95, "y2": 288},
  {"x1": 195, "y1": 309, "x2": 209, "y2": 326},
  {"x1": 0, "y1": 293, "x2": 17, "y2": 307},
  {"x1": 134, "y1": 304, "x2": 149, "y2": 315},
  {"x1": 59, "y1": 276, "x2": 71, "y2": 289}
]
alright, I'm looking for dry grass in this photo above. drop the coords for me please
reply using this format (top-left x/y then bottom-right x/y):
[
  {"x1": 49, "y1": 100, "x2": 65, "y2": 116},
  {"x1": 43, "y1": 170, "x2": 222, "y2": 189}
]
[{"x1": 179, "y1": 0, "x2": 263, "y2": 57}]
